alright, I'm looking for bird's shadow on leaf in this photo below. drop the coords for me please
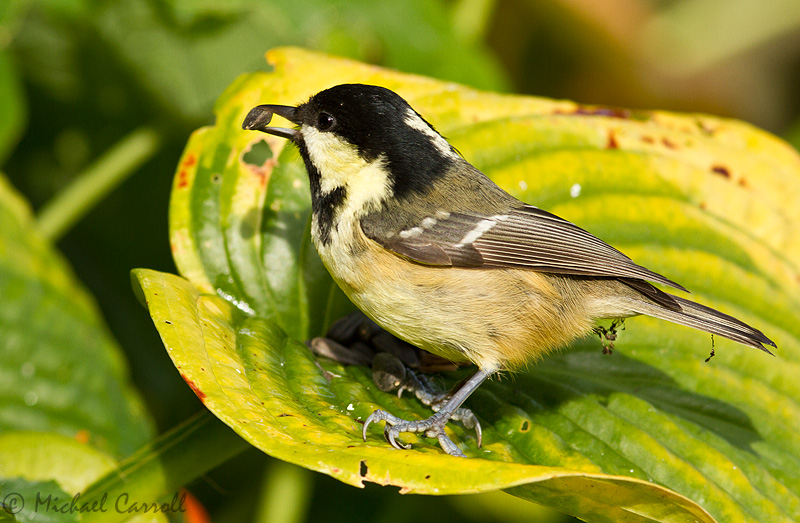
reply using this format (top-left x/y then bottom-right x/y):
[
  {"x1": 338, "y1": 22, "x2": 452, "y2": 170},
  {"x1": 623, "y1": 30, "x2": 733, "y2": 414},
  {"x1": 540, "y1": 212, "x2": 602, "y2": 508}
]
[{"x1": 457, "y1": 340, "x2": 765, "y2": 470}]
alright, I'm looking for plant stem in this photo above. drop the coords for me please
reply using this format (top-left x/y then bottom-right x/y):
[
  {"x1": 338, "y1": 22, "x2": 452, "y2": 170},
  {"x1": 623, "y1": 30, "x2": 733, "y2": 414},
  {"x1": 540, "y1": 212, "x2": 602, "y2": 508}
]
[
  {"x1": 79, "y1": 411, "x2": 250, "y2": 523},
  {"x1": 452, "y1": 0, "x2": 497, "y2": 44},
  {"x1": 36, "y1": 126, "x2": 161, "y2": 242},
  {"x1": 255, "y1": 460, "x2": 314, "y2": 523}
]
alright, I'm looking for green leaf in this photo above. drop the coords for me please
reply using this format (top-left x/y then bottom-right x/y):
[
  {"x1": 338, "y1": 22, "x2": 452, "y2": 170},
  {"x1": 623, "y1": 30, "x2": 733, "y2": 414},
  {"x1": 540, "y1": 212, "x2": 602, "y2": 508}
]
[
  {"x1": 0, "y1": 173, "x2": 154, "y2": 456},
  {"x1": 0, "y1": 35, "x2": 26, "y2": 164},
  {"x1": 0, "y1": 432, "x2": 109, "y2": 523},
  {"x1": 133, "y1": 268, "x2": 715, "y2": 523},
  {"x1": 0, "y1": 432, "x2": 116, "y2": 494},
  {"x1": 0, "y1": 431, "x2": 171, "y2": 523},
  {"x1": 0, "y1": 431, "x2": 111, "y2": 523},
  {"x1": 77, "y1": 411, "x2": 247, "y2": 523},
  {"x1": 1, "y1": 477, "x2": 79, "y2": 523},
  {"x1": 92, "y1": 0, "x2": 507, "y2": 122},
  {"x1": 137, "y1": 48, "x2": 800, "y2": 522}
]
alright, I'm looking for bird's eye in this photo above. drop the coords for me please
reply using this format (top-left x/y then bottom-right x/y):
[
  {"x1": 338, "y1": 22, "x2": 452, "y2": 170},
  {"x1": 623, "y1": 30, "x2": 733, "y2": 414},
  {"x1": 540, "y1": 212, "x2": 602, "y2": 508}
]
[{"x1": 317, "y1": 112, "x2": 335, "y2": 131}]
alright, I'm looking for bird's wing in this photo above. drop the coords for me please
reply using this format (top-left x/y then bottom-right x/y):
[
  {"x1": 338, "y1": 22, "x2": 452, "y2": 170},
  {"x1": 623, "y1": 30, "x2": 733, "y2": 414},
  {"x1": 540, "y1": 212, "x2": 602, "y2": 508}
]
[{"x1": 361, "y1": 204, "x2": 687, "y2": 295}]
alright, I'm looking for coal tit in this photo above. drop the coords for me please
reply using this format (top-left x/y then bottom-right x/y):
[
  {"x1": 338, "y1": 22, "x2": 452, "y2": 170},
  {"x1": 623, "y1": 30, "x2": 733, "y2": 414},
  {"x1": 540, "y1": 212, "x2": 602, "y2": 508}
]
[{"x1": 243, "y1": 84, "x2": 775, "y2": 457}]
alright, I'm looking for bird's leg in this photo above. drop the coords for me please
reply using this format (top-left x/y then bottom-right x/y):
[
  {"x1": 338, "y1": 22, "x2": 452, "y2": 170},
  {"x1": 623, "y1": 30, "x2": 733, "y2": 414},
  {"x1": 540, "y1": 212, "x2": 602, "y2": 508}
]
[
  {"x1": 397, "y1": 370, "x2": 481, "y2": 437},
  {"x1": 363, "y1": 367, "x2": 494, "y2": 457}
]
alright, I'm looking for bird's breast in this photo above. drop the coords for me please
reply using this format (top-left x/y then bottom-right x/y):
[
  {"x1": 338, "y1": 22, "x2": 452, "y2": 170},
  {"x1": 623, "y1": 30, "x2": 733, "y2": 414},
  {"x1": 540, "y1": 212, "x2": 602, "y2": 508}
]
[{"x1": 311, "y1": 219, "x2": 598, "y2": 370}]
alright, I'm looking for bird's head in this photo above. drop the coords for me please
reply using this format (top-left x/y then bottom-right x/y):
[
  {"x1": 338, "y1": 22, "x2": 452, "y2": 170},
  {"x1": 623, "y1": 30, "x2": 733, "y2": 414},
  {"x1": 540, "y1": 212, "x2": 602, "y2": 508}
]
[{"x1": 243, "y1": 84, "x2": 460, "y2": 206}]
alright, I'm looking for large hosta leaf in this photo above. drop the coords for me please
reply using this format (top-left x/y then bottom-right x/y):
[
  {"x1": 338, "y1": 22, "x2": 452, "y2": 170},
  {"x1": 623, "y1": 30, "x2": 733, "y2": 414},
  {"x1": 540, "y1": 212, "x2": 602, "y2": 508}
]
[
  {"x1": 134, "y1": 48, "x2": 800, "y2": 522},
  {"x1": 0, "y1": 174, "x2": 153, "y2": 456}
]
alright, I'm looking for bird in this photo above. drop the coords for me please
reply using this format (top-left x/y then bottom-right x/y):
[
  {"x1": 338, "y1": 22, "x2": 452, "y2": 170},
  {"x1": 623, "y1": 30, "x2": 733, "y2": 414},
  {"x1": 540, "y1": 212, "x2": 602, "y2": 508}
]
[{"x1": 242, "y1": 83, "x2": 776, "y2": 457}]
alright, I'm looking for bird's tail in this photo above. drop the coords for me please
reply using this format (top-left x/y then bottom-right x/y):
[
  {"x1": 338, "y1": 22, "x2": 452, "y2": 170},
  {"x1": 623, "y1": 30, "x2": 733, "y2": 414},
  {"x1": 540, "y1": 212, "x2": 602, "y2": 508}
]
[{"x1": 626, "y1": 294, "x2": 776, "y2": 354}]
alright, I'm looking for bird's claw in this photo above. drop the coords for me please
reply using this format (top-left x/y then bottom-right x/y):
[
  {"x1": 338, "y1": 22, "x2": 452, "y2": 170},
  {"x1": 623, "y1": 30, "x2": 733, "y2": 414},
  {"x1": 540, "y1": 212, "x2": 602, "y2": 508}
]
[
  {"x1": 458, "y1": 409, "x2": 482, "y2": 448},
  {"x1": 362, "y1": 408, "x2": 470, "y2": 457},
  {"x1": 386, "y1": 425, "x2": 412, "y2": 450}
]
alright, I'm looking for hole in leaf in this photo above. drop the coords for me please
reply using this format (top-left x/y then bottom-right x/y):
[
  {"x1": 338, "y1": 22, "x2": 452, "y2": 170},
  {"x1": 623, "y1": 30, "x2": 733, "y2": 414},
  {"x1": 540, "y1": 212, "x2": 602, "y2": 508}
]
[
  {"x1": 359, "y1": 460, "x2": 368, "y2": 477},
  {"x1": 519, "y1": 420, "x2": 530, "y2": 432},
  {"x1": 243, "y1": 139, "x2": 273, "y2": 166}
]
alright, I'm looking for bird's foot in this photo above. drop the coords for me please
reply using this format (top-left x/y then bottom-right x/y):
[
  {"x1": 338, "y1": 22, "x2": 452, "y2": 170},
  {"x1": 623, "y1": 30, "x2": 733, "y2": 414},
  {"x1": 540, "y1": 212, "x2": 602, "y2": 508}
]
[
  {"x1": 362, "y1": 409, "x2": 467, "y2": 457},
  {"x1": 397, "y1": 370, "x2": 482, "y2": 444},
  {"x1": 363, "y1": 367, "x2": 493, "y2": 456},
  {"x1": 370, "y1": 353, "x2": 482, "y2": 453}
]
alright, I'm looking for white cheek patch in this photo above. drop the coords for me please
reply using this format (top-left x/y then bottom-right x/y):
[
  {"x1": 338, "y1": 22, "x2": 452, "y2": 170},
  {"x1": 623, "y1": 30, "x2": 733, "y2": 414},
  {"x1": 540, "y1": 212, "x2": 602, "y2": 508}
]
[
  {"x1": 302, "y1": 125, "x2": 392, "y2": 221},
  {"x1": 403, "y1": 108, "x2": 459, "y2": 160},
  {"x1": 456, "y1": 215, "x2": 509, "y2": 247},
  {"x1": 343, "y1": 161, "x2": 392, "y2": 217},
  {"x1": 302, "y1": 126, "x2": 359, "y2": 190}
]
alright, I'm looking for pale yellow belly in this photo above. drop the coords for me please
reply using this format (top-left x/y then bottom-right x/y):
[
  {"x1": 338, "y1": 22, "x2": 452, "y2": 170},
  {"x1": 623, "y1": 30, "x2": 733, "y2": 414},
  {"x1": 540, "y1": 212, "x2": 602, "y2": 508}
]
[{"x1": 316, "y1": 225, "x2": 612, "y2": 371}]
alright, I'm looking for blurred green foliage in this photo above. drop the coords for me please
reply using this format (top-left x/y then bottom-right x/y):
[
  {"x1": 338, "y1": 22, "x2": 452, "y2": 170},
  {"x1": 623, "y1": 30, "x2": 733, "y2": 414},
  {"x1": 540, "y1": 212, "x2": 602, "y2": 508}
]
[{"x1": 1, "y1": 0, "x2": 798, "y2": 522}]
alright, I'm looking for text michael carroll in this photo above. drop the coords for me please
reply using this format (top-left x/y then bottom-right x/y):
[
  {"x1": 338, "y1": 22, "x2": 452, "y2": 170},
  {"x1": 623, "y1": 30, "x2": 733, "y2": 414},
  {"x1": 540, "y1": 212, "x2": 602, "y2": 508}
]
[{"x1": 1, "y1": 491, "x2": 187, "y2": 516}]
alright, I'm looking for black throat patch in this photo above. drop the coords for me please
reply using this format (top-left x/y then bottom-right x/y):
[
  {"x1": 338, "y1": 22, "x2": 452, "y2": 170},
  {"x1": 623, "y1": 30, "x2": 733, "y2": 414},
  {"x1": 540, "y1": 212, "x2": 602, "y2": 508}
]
[
  {"x1": 299, "y1": 141, "x2": 348, "y2": 246},
  {"x1": 313, "y1": 185, "x2": 347, "y2": 246}
]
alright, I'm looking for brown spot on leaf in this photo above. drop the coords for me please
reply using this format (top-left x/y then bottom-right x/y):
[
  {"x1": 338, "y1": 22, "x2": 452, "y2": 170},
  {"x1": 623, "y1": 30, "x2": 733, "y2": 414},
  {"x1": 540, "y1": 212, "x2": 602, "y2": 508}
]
[
  {"x1": 176, "y1": 153, "x2": 196, "y2": 189},
  {"x1": 177, "y1": 169, "x2": 189, "y2": 189},
  {"x1": 711, "y1": 165, "x2": 731, "y2": 178},
  {"x1": 257, "y1": 169, "x2": 270, "y2": 188},
  {"x1": 74, "y1": 430, "x2": 90, "y2": 444},
  {"x1": 642, "y1": 135, "x2": 655, "y2": 144},
  {"x1": 738, "y1": 177, "x2": 749, "y2": 188},
  {"x1": 697, "y1": 120, "x2": 717, "y2": 135},
  {"x1": 182, "y1": 374, "x2": 206, "y2": 402},
  {"x1": 563, "y1": 105, "x2": 632, "y2": 119},
  {"x1": 662, "y1": 137, "x2": 678, "y2": 149},
  {"x1": 241, "y1": 139, "x2": 278, "y2": 188},
  {"x1": 606, "y1": 131, "x2": 619, "y2": 149}
]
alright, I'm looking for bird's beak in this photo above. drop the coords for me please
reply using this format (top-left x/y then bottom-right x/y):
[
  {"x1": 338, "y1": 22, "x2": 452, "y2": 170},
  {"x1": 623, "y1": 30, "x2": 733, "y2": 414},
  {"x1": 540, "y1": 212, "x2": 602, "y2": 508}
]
[{"x1": 242, "y1": 105, "x2": 301, "y2": 142}]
